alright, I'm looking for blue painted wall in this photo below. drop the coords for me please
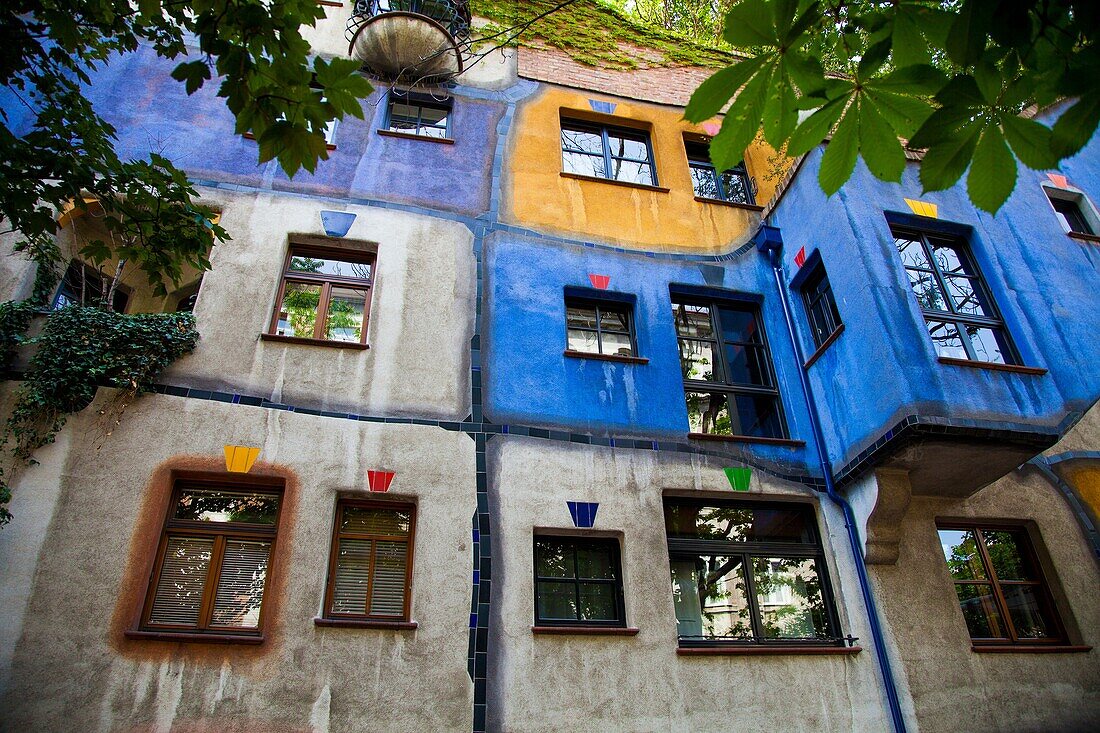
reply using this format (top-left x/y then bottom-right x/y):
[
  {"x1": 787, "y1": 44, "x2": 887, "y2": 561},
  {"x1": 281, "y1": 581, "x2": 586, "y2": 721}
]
[
  {"x1": 482, "y1": 233, "x2": 819, "y2": 473},
  {"x1": 770, "y1": 144, "x2": 1100, "y2": 472},
  {"x1": 25, "y1": 45, "x2": 504, "y2": 216}
]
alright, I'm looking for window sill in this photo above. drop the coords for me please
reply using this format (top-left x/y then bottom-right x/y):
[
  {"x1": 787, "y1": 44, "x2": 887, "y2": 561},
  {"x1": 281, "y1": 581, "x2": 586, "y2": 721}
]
[
  {"x1": 124, "y1": 629, "x2": 264, "y2": 645},
  {"x1": 804, "y1": 324, "x2": 845, "y2": 369},
  {"x1": 693, "y1": 196, "x2": 764, "y2": 212},
  {"x1": 1067, "y1": 231, "x2": 1100, "y2": 244},
  {"x1": 689, "y1": 432, "x2": 806, "y2": 448},
  {"x1": 532, "y1": 625, "x2": 639, "y2": 636},
  {"x1": 560, "y1": 172, "x2": 671, "y2": 193},
  {"x1": 260, "y1": 333, "x2": 369, "y2": 350},
  {"x1": 563, "y1": 349, "x2": 649, "y2": 365},
  {"x1": 314, "y1": 617, "x2": 418, "y2": 630},
  {"x1": 677, "y1": 645, "x2": 861, "y2": 656},
  {"x1": 377, "y1": 129, "x2": 455, "y2": 145},
  {"x1": 971, "y1": 644, "x2": 1091, "y2": 654},
  {"x1": 937, "y1": 357, "x2": 1047, "y2": 376}
]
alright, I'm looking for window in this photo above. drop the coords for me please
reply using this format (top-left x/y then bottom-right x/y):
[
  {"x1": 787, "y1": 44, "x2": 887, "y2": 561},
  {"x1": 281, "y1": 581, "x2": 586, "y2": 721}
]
[
  {"x1": 685, "y1": 140, "x2": 753, "y2": 205},
  {"x1": 800, "y1": 262, "x2": 842, "y2": 349},
  {"x1": 53, "y1": 260, "x2": 129, "y2": 312},
  {"x1": 384, "y1": 91, "x2": 452, "y2": 139},
  {"x1": 323, "y1": 500, "x2": 415, "y2": 621},
  {"x1": 665, "y1": 499, "x2": 841, "y2": 646},
  {"x1": 892, "y1": 228, "x2": 1017, "y2": 364},
  {"x1": 672, "y1": 297, "x2": 786, "y2": 439},
  {"x1": 1044, "y1": 188, "x2": 1096, "y2": 236},
  {"x1": 268, "y1": 246, "x2": 374, "y2": 344},
  {"x1": 141, "y1": 480, "x2": 282, "y2": 637},
  {"x1": 937, "y1": 524, "x2": 1066, "y2": 645},
  {"x1": 534, "y1": 536, "x2": 625, "y2": 627},
  {"x1": 560, "y1": 118, "x2": 656, "y2": 186},
  {"x1": 565, "y1": 296, "x2": 636, "y2": 358}
]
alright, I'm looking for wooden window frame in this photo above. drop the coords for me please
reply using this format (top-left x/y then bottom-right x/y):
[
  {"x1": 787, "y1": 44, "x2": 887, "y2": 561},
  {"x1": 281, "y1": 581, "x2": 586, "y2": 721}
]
[
  {"x1": 664, "y1": 498, "x2": 847, "y2": 648},
  {"x1": 684, "y1": 139, "x2": 754, "y2": 206},
  {"x1": 532, "y1": 535, "x2": 627, "y2": 628},
  {"x1": 560, "y1": 117, "x2": 659, "y2": 186},
  {"x1": 267, "y1": 244, "x2": 375, "y2": 345},
  {"x1": 672, "y1": 295, "x2": 788, "y2": 440},
  {"x1": 563, "y1": 295, "x2": 638, "y2": 358},
  {"x1": 321, "y1": 498, "x2": 417, "y2": 622},
  {"x1": 383, "y1": 90, "x2": 453, "y2": 139},
  {"x1": 936, "y1": 522, "x2": 1068, "y2": 646},
  {"x1": 800, "y1": 261, "x2": 843, "y2": 350},
  {"x1": 139, "y1": 477, "x2": 284, "y2": 639}
]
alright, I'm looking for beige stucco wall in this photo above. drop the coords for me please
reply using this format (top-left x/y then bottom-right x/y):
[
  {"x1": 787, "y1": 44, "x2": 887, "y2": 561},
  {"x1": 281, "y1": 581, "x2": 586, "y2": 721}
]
[
  {"x1": 485, "y1": 436, "x2": 898, "y2": 733},
  {"x1": 0, "y1": 390, "x2": 475, "y2": 733},
  {"x1": 301, "y1": 3, "x2": 355, "y2": 60}
]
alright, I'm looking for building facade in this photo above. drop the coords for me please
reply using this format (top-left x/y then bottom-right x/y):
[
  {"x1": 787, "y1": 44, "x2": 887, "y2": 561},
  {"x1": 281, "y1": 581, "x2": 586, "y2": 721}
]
[{"x1": 1, "y1": 2, "x2": 1098, "y2": 732}]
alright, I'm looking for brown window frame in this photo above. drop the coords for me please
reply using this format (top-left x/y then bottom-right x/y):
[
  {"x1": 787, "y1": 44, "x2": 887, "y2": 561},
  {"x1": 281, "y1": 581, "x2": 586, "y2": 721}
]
[
  {"x1": 937, "y1": 522, "x2": 1068, "y2": 646},
  {"x1": 139, "y1": 476, "x2": 285, "y2": 639},
  {"x1": 322, "y1": 498, "x2": 417, "y2": 622},
  {"x1": 267, "y1": 244, "x2": 375, "y2": 345}
]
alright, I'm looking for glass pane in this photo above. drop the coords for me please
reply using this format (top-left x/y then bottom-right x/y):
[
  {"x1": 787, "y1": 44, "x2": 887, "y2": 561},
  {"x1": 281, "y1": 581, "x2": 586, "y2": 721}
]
[
  {"x1": 981, "y1": 530, "x2": 1035, "y2": 580},
  {"x1": 955, "y1": 583, "x2": 1006, "y2": 638},
  {"x1": 906, "y1": 268, "x2": 948, "y2": 311},
  {"x1": 944, "y1": 276, "x2": 988, "y2": 316},
  {"x1": 536, "y1": 580, "x2": 578, "y2": 620},
  {"x1": 562, "y1": 150, "x2": 605, "y2": 178},
  {"x1": 606, "y1": 133, "x2": 649, "y2": 161},
  {"x1": 685, "y1": 391, "x2": 731, "y2": 435},
  {"x1": 717, "y1": 307, "x2": 760, "y2": 343},
  {"x1": 673, "y1": 302, "x2": 713, "y2": 337},
  {"x1": 325, "y1": 286, "x2": 366, "y2": 342},
  {"x1": 289, "y1": 254, "x2": 372, "y2": 280},
  {"x1": 602, "y1": 331, "x2": 633, "y2": 357},
  {"x1": 609, "y1": 159, "x2": 654, "y2": 185},
  {"x1": 210, "y1": 540, "x2": 270, "y2": 628},
  {"x1": 724, "y1": 343, "x2": 770, "y2": 386},
  {"x1": 895, "y1": 235, "x2": 932, "y2": 269},
  {"x1": 671, "y1": 556, "x2": 753, "y2": 640},
  {"x1": 567, "y1": 328, "x2": 599, "y2": 353},
  {"x1": 598, "y1": 307, "x2": 630, "y2": 333},
  {"x1": 938, "y1": 529, "x2": 987, "y2": 580},
  {"x1": 1002, "y1": 585, "x2": 1055, "y2": 639},
  {"x1": 535, "y1": 540, "x2": 573, "y2": 578},
  {"x1": 419, "y1": 104, "x2": 449, "y2": 129},
  {"x1": 419, "y1": 123, "x2": 448, "y2": 139},
  {"x1": 561, "y1": 126, "x2": 603, "y2": 154},
  {"x1": 578, "y1": 583, "x2": 618, "y2": 621},
  {"x1": 331, "y1": 538, "x2": 371, "y2": 614},
  {"x1": 389, "y1": 102, "x2": 420, "y2": 126},
  {"x1": 174, "y1": 488, "x2": 279, "y2": 524},
  {"x1": 566, "y1": 305, "x2": 598, "y2": 330},
  {"x1": 965, "y1": 326, "x2": 1010, "y2": 364},
  {"x1": 690, "y1": 165, "x2": 720, "y2": 199},
  {"x1": 926, "y1": 320, "x2": 968, "y2": 359},
  {"x1": 753, "y1": 557, "x2": 832, "y2": 639},
  {"x1": 678, "y1": 339, "x2": 718, "y2": 381},
  {"x1": 664, "y1": 503, "x2": 811, "y2": 543},
  {"x1": 730, "y1": 393, "x2": 784, "y2": 438},
  {"x1": 369, "y1": 540, "x2": 408, "y2": 617},
  {"x1": 930, "y1": 241, "x2": 969, "y2": 276},
  {"x1": 576, "y1": 544, "x2": 615, "y2": 579},
  {"x1": 341, "y1": 506, "x2": 411, "y2": 536},
  {"x1": 719, "y1": 169, "x2": 751, "y2": 204},
  {"x1": 148, "y1": 536, "x2": 213, "y2": 626},
  {"x1": 276, "y1": 282, "x2": 321, "y2": 338}
]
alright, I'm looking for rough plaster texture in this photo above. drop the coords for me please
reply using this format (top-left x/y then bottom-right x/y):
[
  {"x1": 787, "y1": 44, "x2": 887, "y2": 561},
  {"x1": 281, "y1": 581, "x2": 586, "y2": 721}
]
[
  {"x1": 300, "y1": 3, "x2": 354, "y2": 59},
  {"x1": 771, "y1": 147, "x2": 1100, "y2": 477},
  {"x1": 484, "y1": 436, "x2": 895, "y2": 733},
  {"x1": 865, "y1": 465, "x2": 1100, "y2": 733},
  {"x1": 0, "y1": 392, "x2": 475, "y2": 733}
]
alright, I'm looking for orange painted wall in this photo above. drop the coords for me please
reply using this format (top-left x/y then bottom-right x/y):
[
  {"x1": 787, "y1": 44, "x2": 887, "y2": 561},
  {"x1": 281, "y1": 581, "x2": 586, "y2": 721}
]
[
  {"x1": 1062, "y1": 463, "x2": 1100, "y2": 519},
  {"x1": 502, "y1": 85, "x2": 784, "y2": 253}
]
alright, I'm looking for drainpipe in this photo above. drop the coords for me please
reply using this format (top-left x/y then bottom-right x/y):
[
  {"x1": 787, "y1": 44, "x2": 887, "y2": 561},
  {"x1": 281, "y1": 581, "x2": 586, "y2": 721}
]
[{"x1": 753, "y1": 225, "x2": 908, "y2": 733}]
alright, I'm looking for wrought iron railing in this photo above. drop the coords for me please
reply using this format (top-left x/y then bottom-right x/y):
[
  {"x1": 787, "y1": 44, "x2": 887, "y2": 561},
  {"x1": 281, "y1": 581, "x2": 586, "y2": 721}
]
[{"x1": 346, "y1": 0, "x2": 472, "y2": 47}]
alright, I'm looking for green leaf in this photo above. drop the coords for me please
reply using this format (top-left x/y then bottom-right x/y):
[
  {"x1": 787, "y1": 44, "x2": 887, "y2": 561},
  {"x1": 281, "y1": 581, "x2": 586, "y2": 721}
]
[
  {"x1": 761, "y1": 72, "x2": 798, "y2": 147},
  {"x1": 919, "y1": 122, "x2": 981, "y2": 192},
  {"x1": 973, "y1": 57, "x2": 1003, "y2": 103},
  {"x1": 946, "y1": 0, "x2": 989, "y2": 67},
  {"x1": 870, "y1": 65, "x2": 948, "y2": 96},
  {"x1": 859, "y1": 98, "x2": 906, "y2": 182},
  {"x1": 968, "y1": 125, "x2": 1017, "y2": 212},
  {"x1": 170, "y1": 61, "x2": 211, "y2": 95},
  {"x1": 723, "y1": 0, "x2": 778, "y2": 46},
  {"x1": 1001, "y1": 115, "x2": 1058, "y2": 170},
  {"x1": 890, "y1": 8, "x2": 930, "y2": 68},
  {"x1": 818, "y1": 103, "x2": 859, "y2": 195},
  {"x1": 709, "y1": 64, "x2": 775, "y2": 172},
  {"x1": 865, "y1": 89, "x2": 934, "y2": 139},
  {"x1": 1052, "y1": 95, "x2": 1100, "y2": 159},
  {"x1": 787, "y1": 96, "x2": 846, "y2": 157},
  {"x1": 685, "y1": 56, "x2": 768, "y2": 123}
]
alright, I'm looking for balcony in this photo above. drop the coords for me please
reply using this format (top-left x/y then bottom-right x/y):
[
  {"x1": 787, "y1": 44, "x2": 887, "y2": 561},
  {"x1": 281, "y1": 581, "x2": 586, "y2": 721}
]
[{"x1": 347, "y1": 1, "x2": 471, "y2": 84}]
